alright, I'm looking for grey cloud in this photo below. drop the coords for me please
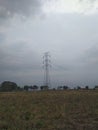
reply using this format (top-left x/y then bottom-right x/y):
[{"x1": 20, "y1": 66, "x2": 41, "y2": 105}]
[
  {"x1": 0, "y1": 32, "x2": 5, "y2": 42},
  {"x1": 0, "y1": 40, "x2": 42, "y2": 85},
  {"x1": 0, "y1": 0, "x2": 42, "y2": 20},
  {"x1": 68, "y1": 43, "x2": 98, "y2": 86},
  {"x1": 0, "y1": 41, "x2": 41, "y2": 71},
  {"x1": 79, "y1": 0, "x2": 96, "y2": 2},
  {"x1": 0, "y1": 0, "x2": 98, "y2": 22},
  {"x1": 80, "y1": 44, "x2": 98, "y2": 67},
  {"x1": 0, "y1": 8, "x2": 98, "y2": 87},
  {"x1": 79, "y1": 0, "x2": 97, "y2": 4}
]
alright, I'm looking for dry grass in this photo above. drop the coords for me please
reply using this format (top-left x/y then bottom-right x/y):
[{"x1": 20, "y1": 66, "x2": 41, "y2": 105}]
[{"x1": 0, "y1": 90, "x2": 98, "y2": 130}]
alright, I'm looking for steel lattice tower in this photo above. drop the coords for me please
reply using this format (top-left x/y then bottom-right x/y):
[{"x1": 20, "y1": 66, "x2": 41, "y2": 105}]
[{"x1": 43, "y1": 52, "x2": 51, "y2": 89}]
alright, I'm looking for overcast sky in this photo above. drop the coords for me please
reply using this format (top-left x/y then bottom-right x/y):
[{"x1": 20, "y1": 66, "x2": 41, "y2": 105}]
[{"x1": 0, "y1": 0, "x2": 98, "y2": 88}]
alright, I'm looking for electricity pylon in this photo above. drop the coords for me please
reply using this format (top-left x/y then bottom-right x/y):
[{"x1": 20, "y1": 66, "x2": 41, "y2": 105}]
[{"x1": 43, "y1": 52, "x2": 51, "y2": 89}]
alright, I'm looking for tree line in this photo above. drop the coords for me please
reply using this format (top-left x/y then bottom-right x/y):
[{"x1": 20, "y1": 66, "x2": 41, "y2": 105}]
[
  {"x1": 0, "y1": 81, "x2": 49, "y2": 92},
  {"x1": 0, "y1": 81, "x2": 98, "y2": 92}
]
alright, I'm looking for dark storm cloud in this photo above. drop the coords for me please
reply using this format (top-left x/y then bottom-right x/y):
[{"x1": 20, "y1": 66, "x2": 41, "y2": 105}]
[{"x1": 0, "y1": 0, "x2": 42, "y2": 20}]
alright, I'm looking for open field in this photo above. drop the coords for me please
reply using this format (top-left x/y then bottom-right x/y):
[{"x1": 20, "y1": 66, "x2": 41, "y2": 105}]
[{"x1": 0, "y1": 90, "x2": 98, "y2": 130}]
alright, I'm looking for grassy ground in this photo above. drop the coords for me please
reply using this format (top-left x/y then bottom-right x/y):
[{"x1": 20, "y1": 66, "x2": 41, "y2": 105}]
[{"x1": 0, "y1": 90, "x2": 98, "y2": 130}]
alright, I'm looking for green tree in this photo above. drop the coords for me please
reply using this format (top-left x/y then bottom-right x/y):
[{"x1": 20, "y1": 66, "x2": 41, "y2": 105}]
[
  {"x1": 85, "y1": 86, "x2": 89, "y2": 90},
  {"x1": 0, "y1": 81, "x2": 17, "y2": 92},
  {"x1": 77, "y1": 86, "x2": 81, "y2": 90},
  {"x1": 63, "y1": 86, "x2": 69, "y2": 90},
  {"x1": 33, "y1": 85, "x2": 38, "y2": 90},
  {"x1": 24, "y1": 85, "x2": 29, "y2": 91},
  {"x1": 40, "y1": 86, "x2": 48, "y2": 90},
  {"x1": 94, "y1": 85, "x2": 98, "y2": 90}
]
